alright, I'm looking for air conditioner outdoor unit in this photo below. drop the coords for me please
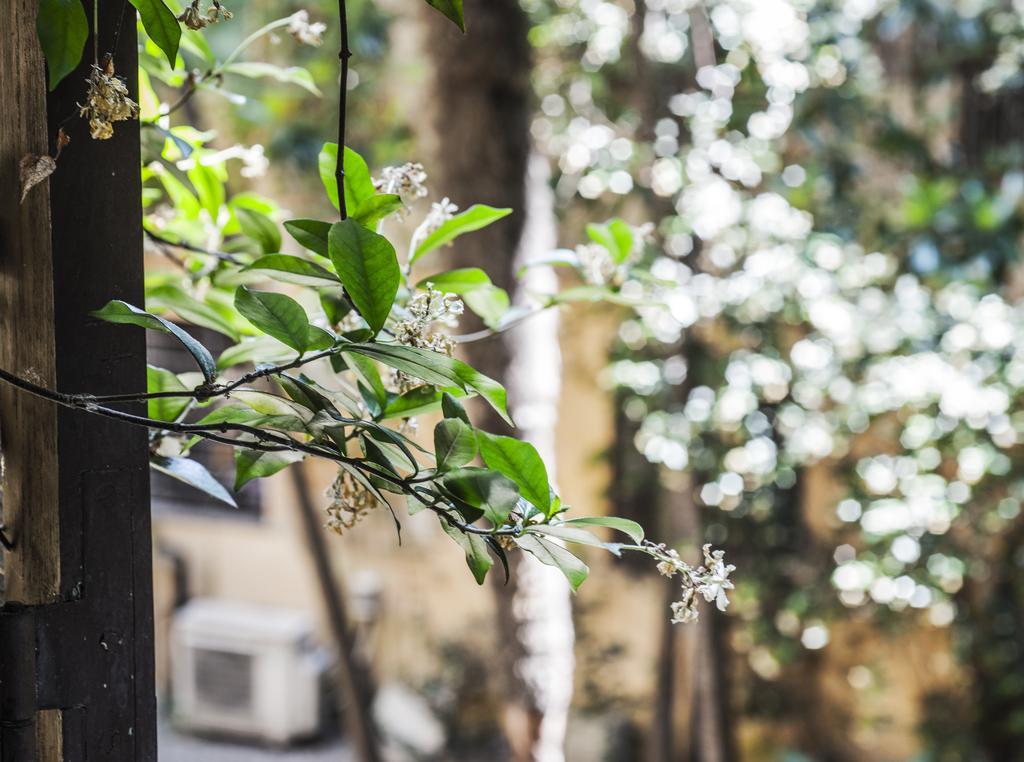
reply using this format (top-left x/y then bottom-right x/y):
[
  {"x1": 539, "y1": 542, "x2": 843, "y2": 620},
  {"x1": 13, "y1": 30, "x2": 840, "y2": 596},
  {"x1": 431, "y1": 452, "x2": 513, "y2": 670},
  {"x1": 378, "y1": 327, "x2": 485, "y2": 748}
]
[{"x1": 171, "y1": 598, "x2": 331, "y2": 744}]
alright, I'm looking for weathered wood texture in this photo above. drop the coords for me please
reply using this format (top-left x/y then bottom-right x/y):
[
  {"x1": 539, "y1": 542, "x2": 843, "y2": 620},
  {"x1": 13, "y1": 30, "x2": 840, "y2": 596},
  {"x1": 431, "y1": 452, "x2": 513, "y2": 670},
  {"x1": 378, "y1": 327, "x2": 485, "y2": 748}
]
[
  {"x1": 1, "y1": 1, "x2": 156, "y2": 759},
  {"x1": 0, "y1": 0, "x2": 61, "y2": 607}
]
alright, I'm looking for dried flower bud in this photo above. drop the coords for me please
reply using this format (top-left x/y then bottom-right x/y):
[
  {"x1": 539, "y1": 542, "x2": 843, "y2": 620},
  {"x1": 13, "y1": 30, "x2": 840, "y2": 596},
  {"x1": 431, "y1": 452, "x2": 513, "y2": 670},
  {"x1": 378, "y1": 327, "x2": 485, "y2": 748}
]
[
  {"x1": 325, "y1": 470, "x2": 378, "y2": 534},
  {"x1": 79, "y1": 64, "x2": 139, "y2": 140},
  {"x1": 177, "y1": 1, "x2": 208, "y2": 29}
]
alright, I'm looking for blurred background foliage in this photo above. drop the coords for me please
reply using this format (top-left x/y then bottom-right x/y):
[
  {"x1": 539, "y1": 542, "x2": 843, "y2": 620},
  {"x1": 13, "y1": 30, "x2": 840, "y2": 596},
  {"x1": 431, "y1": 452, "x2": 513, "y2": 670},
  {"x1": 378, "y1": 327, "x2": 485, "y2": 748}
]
[{"x1": 142, "y1": 0, "x2": 1024, "y2": 760}]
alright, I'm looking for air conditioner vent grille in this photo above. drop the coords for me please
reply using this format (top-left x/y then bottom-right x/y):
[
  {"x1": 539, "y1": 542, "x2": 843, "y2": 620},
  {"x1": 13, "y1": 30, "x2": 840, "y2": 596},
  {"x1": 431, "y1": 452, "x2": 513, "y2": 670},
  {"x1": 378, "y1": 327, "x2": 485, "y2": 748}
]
[{"x1": 194, "y1": 648, "x2": 253, "y2": 713}]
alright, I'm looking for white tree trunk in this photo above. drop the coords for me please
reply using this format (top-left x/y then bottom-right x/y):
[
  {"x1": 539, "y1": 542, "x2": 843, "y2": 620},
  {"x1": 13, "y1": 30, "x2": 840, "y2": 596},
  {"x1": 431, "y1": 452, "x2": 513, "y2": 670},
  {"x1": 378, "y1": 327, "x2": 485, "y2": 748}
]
[{"x1": 502, "y1": 152, "x2": 575, "y2": 762}]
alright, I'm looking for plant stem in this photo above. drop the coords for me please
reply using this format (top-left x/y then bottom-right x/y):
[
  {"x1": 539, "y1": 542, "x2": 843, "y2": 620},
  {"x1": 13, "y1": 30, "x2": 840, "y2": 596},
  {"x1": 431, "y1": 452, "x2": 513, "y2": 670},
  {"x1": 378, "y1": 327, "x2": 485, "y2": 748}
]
[{"x1": 336, "y1": 0, "x2": 351, "y2": 220}]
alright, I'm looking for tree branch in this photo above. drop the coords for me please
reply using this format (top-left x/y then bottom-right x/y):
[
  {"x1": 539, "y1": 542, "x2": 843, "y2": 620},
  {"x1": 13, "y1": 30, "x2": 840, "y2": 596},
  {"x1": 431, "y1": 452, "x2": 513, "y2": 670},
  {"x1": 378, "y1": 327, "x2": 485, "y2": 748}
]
[{"x1": 336, "y1": 0, "x2": 352, "y2": 220}]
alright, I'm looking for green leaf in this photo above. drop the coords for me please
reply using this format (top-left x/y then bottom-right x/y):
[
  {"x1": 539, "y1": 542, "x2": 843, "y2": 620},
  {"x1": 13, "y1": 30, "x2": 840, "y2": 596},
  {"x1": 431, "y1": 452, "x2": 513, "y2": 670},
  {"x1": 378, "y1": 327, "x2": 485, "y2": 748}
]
[
  {"x1": 442, "y1": 391, "x2": 470, "y2": 424},
  {"x1": 284, "y1": 219, "x2": 332, "y2": 258},
  {"x1": 353, "y1": 194, "x2": 404, "y2": 228},
  {"x1": 344, "y1": 353, "x2": 388, "y2": 409},
  {"x1": 440, "y1": 468, "x2": 519, "y2": 527},
  {"x1": 527, "y1": 525, "x2": 609, "y2": 550},
  {"x1": 515, "y1": 534, "x2": 589, "y2": 592},
  {"x1": 91, "y1": 300, "x2": 216, "y2": 384},
  {"x1": 561, "y1": 516, "x2": 645, "y2": 544},
  {"x1": 145, "y1": 283, "x2": 241, "y2": 340},
  {"x1": 416, "y1": 268, "x2": 491, "y2": 293},
  {"x1": 477, "y1": 432, "x2": 551, "y2": 514},
  {"x1": 344, "y1": 343, "x2": 511, "y2": 424},
  {"x1": 37, "y1": 0, "x2": 89, "y2": 90},
  {"x1": 242, "y1": 255, "x2": 340, "y2": 288},
  {"x1": 222, "y1": 62, "x2": 321, "y2": 96},
  {"x1": 415, "y1": 268, "x2": 509, "y2": 328},
  {"x1": 234, "y1": 449, "x2": 304, "y2": 490},
  {"x1": 382, "y1": 386, "x2": 463, "y2": 420},
  {"x1": 328, "y1": 219, "x2": 400, "y2": 336},
  {"x1": 217, "y1": 335, "x2": 295, "y2": 370},
  {"x1": 586, "y1": 218, "x2": 635, "y2": 264},
  {"x1": 234, "y1": 286, "x2": 325, "y2": 354},
  {"x1": 319, "y1": 143, "x2": 375, "y2": 214},
  {"x1": 129, "y1": 0, "x2": 181, "y2": 68},
  {"x1": 231, "y1": 390, "x2": 314, "y2": 423},
  {"x1": 236, "y1": 208, "x2": 281, "y2": 254},
  {"x1": 187, "y1": 164, "x2": 224, "y2": 218},
  {"x1": 147, "y1": 365, "x2": 190, "y2": 422},
  {"x1": 151, "y1": 455, "x2": 236, "y2": 507},
  {"x1": 424, "y1": 0, "x2": 465, "y2": 31},
  {"x1": 412, "y1": 205, "x2": 512, "y2": 263},
  {"x1": 434, "y1": 419, "x2": 477, "y2": 471},
  {"x1": 463, "y1": 287, "x2": 510, "y2": 329},
  {"x1": 439, "y1": 519, "x2": 492, "y2": 584}
]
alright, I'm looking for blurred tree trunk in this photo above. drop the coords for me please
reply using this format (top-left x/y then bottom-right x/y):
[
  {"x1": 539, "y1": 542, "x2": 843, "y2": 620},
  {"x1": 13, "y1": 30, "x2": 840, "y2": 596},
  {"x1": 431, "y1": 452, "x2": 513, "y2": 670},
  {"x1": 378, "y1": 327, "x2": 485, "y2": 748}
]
[{"x1": 418, "y1": 3, "x2": 575, "y2": 760}]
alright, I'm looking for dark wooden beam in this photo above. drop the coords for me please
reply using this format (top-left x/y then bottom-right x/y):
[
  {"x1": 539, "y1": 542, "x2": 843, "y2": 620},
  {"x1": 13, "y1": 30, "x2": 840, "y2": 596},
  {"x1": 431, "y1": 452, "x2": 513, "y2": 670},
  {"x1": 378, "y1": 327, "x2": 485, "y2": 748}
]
[{"x1": 1, "y1": 1, "x2": 156, "y2": 759}]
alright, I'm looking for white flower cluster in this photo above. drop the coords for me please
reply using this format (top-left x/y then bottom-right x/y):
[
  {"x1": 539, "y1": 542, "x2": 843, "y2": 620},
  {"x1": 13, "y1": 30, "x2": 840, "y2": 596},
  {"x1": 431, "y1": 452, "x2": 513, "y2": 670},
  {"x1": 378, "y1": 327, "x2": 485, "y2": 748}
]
[
  {"x1": 393, "y1": 285, "x2": 465, "y2": 390},
  {"x1": 648, "y1": 542, "x2": 735, "y2": 623},
  {"x1": 373, "y1": 163, "x2": 429, "y2": 203}
]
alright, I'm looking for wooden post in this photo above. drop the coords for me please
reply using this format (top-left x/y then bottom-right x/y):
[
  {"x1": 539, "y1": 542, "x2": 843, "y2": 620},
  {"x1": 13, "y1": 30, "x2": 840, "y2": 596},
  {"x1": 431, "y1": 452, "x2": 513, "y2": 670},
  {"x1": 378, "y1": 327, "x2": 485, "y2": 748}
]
[{"x1": 0, "y1": 1, "x2": 156, "y2": 759}]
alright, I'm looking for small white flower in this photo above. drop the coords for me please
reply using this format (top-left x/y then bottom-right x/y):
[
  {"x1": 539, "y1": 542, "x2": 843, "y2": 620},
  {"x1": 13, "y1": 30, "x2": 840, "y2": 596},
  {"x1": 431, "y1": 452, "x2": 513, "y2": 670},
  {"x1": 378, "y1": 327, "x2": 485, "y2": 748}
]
[
  {"x1": 373, "y1": 163, "x2": 429, "y2": 201},
  {"x1": 288, "y1": 10, "x2": 327, "y2": 47}
]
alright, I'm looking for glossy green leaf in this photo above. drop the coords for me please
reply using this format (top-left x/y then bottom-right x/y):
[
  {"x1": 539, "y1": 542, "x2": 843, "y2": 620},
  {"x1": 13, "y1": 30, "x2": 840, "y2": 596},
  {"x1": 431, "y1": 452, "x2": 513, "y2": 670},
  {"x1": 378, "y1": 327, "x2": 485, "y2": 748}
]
[
  {"x1": 37, "y1": 0, "x2": 89, "y2": 90},
  {"x1": 151, "y1": 455, "x2": 237, "y2": 507},
  {"x1": 284, "y1": 219, "x2": 332, "y2": 258},
  {"x1": 439, "y1": 519, "x2": 492, "y2": 584},
  {"x1": 222, "y1": 62, "x2": 321, "y2": 96},
  {"x1": 477, "y1": 432, "x2": 551, "y2": 514},
  {"x1": 586, "y1": 218, "x2": 634, "y2": 264},
  {"x1": 234, "y1": 449, "x2": 304, "y2": 490},
  {"x1": 412, "y1": 205, "x2": 512, "y2": 263},
  {"x1": 319, "y1": 143, "x2": 375, "y2": 215},
  {"x1": 91, "y1": 300, "x2": 216, "y2": 383},
  {"x1": 424, "y1": 0, "x2": 465, "y2": 31},
  {"x1": 234, "y1": 286, "x2": 327, "y2": 354},
  {"x1": 382, "y1": 386, "x2": 464, "y2": 420},
  {"x1": 236, "y1": 208, "x2": 281, "y2": 254},
  {"x1": 442, "y1": 391, "x2": 470, "y2": 424},
  {"x1": 145, "y1": 283, "x2": 242, "y2": 340},
  {"x1": 440, "y1": 468, "x2": 519, "y2": 527},
  {"x1": 527, "y1": 525, "x2": 609, "y2": 550},
  {"x1": 515, "y1": 534, "x2": 589, "y2": 592},
  {"x1": 353, "y1": 194, "x2": 403, "y2": 228},
  {"x1": 416, "y1": 268, "x2": 509, "y2": 327},
  {"x1": 242, "y1": 255, "x2": 340, "y2": 287},
  {"x1": 416, "y1": 268, "x2": 490, "y2": 292},
  {"x1": 434, "y1": 418, "x2": 477, "y2": 471},
  {"x1": 147, "y1": 365, "x2": 190, "y2": 422},
  {"x1": 344, "y1": 353, "x2": 388, "y2": 409},
  {"x1": 344, "y1": 343, "x2": 511, "y2": 424},
  {"x1": 463, "y1": 287, "x2": 510, "y2": 329},
  {"x1": 231, "y1": 390, "x2": 314, "y2": 422},
  {"x1": 129, "y1": 0, "x2": 181, "y2": 68},
  {"x1": 217, "y1": 335, "x2": 296, "y2": 370},
  {"x1": 328, "y1": 219, "x2": 400, "y2": 336},
  {"x1": 187, "y1": 164, "x2": 224, "y2": 218},
  {"x1": 561, "y1": 516, "x2": 645, "y2": 544}
]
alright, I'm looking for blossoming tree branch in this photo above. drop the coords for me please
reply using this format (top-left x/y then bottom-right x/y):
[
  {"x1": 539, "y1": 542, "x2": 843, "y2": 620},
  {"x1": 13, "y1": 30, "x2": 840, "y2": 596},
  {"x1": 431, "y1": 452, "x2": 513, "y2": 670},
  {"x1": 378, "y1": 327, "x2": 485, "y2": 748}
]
[{"x1": 10, "y1": 0, "x2": 733, "y2": 623}]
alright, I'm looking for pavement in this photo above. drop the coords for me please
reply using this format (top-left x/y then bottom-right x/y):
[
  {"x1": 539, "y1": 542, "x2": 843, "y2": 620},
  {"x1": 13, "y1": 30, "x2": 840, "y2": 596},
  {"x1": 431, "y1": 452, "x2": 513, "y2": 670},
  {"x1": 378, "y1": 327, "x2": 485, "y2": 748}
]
[{"x1": 158, "y1": 716, "x2": 353, "y2": 762}]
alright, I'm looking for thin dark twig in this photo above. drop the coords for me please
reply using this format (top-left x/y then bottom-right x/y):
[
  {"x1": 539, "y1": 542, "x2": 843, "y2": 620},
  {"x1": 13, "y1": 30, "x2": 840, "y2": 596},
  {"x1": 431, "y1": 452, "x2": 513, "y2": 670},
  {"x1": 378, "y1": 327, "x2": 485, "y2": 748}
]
[
  {"x1": 144, "y1": 228, "x2": 243, "y2": 265},
  {"x1": 0, "y1": 366, "x2": 429, "y2": 505},
  {"x1": 336, "y1": 0, "x2": 352, "y2": 220}
]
